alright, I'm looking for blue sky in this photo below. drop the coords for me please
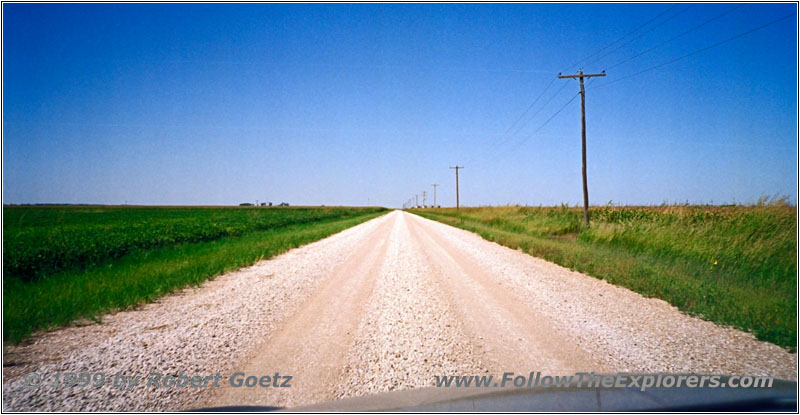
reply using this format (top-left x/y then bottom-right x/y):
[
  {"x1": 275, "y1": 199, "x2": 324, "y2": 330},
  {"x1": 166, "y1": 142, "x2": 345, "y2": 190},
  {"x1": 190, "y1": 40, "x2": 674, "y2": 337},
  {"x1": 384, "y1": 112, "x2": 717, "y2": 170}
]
[{"x1": 3, "y1": 3, "x2": 796, "y2": 207}]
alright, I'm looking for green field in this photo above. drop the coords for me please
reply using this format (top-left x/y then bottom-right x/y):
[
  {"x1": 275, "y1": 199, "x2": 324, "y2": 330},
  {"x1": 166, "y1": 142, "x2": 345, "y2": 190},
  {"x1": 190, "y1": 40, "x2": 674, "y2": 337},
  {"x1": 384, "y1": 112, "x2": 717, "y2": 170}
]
[
  {"x1": 4, "y1": 205, "x2": 388, "y2": 342},
  {"x1": 412, "y1": 203, "x2": 796, "y2": 349}
]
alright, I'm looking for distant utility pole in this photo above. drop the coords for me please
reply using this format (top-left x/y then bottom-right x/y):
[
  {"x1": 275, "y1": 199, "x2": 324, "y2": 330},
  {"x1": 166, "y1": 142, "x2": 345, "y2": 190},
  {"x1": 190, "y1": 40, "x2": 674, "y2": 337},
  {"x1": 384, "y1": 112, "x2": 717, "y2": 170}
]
[
  {"x1": 558, "y1": 70, "x2": 606, "y2": 226},
  {"x1": 449, "y1": 166, "x2": 463, "y2": 209},
  {"x1": 415, "y1": 194, "x2": 419, "y2": 207},
  {"x1": 431, "y1": 184, "x2": 439, "y2": 208},
  {"x1": 422, "y1": 191, "x2": 427, "y2": 207}
]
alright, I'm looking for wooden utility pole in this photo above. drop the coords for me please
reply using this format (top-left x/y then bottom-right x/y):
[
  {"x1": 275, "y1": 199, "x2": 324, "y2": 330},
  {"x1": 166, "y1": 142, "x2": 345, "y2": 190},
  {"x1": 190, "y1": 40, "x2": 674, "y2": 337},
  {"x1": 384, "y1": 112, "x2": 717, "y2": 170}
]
[
  {"x1": 449, "y1": 166, "x2": 463, "y2": 209},
  {"x1": 422, "y1": 191, "x2": 427, "y2": 207},
  {"x1": 431, "y1": 184, "x2": 439, "y2": 208},
  {"x1": 558, "y1": 70, "x2": 605, "y2": 226},
  {"x1": 415, "y1": 194, "x2": 419, "y2": 207}
]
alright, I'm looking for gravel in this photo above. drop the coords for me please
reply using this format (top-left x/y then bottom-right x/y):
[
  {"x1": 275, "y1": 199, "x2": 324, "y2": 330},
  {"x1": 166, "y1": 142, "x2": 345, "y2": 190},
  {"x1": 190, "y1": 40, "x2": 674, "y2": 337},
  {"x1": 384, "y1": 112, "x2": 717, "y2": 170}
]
[{"x1": 334, "y1": 212, "x2": 482, "y2": 399}]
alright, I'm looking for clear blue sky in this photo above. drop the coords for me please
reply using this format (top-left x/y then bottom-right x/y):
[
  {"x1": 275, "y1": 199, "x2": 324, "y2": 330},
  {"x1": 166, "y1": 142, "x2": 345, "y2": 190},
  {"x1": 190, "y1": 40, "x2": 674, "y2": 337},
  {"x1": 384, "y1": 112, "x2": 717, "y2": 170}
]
[{"x1": 3, "y1": 3, "x2": 796, "y2": 207}]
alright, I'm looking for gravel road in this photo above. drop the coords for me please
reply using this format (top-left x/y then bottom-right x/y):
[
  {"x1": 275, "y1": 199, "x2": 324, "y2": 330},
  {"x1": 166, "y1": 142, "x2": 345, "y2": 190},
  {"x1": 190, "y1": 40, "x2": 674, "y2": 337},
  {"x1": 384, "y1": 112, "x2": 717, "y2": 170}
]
[{"x1": 3, "y1": 210, "x2": 796, "y2": 411}]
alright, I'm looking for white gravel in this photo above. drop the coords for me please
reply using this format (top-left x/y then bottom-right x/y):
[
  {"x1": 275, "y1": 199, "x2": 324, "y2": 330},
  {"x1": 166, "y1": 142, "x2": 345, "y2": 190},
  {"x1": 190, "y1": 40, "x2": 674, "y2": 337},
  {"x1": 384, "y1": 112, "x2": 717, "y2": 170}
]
[{"x1": 334, "y1": 212, "x2": 482, "y2": 399}]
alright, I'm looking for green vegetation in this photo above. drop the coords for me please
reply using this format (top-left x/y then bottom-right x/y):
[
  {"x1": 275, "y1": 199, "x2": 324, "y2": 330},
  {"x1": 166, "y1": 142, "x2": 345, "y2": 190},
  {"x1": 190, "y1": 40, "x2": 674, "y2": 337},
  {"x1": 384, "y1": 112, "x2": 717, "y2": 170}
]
[
  {"x1": 412, "y1": 202, "x2": 796, "y2": 349},
  {"x1": 4, "y1": 206, "x2": 388, "y2": 342},
  {"x1": 4, "y1": 205, "x2": 385, "y2": 282}
]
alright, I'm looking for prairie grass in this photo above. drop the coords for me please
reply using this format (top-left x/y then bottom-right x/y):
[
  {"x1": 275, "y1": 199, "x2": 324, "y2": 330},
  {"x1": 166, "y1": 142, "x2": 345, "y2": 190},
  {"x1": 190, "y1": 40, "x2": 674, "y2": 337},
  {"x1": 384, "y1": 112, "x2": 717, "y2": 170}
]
[{"x1": 412, "y1": 203, "x2": 796, "y2": 349}]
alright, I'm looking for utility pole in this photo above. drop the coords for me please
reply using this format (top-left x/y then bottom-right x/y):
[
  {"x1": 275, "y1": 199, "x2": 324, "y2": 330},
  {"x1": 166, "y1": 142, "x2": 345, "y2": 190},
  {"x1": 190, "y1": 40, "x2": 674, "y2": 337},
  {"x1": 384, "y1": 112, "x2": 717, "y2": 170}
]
[
  {"x1": 415, "y1": 194, "x2": 419, "y2": 208},
  {"x1": 422, "y1": 191, "x2": 427, "y2": 208},
  {"x1": 449, "y1": 166, "x2": 463, "y2": 209},
  {"x1": 558, "y1": 70, "x2": 605, "y2": 226},
  {"x1": 431, "y1": 184, "x2": 439, "y2": 208}
]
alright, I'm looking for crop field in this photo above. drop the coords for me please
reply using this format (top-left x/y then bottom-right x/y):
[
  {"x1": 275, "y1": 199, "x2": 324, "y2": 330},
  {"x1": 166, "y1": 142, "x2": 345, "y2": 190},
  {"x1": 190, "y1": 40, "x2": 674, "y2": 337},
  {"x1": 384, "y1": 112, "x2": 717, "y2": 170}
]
[
  {"x1": 4, "y1": 205, "x2": 388, "y2": 342},
  {"x1": 412, "y1": 203, "x2": 797, "y2": 349}
]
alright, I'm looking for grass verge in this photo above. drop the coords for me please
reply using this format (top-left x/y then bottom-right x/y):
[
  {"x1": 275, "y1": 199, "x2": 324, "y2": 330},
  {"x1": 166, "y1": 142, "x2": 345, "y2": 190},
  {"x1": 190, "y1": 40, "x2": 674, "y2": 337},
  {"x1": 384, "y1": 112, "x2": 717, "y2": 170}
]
[
  {"x1": 4, "y1": 210, "x2": 387, "y2": 343},
  {"x1": 411, "y1": 205, "x2": 796, "y2": 350}
]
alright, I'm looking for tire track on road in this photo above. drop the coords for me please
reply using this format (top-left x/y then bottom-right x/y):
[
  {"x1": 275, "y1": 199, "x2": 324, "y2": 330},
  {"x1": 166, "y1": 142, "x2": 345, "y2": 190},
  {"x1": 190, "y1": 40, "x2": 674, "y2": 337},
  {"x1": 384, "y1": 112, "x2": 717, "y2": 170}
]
[
  {"x1": 404, "y1": 212, "x2": 607, "y2": 376},
  {"x1": 208, "y1": 210, "x2": 396, "y2": 408},
  {"x1": 334, "y1": 212, "x2": 483, "y2": 400}
]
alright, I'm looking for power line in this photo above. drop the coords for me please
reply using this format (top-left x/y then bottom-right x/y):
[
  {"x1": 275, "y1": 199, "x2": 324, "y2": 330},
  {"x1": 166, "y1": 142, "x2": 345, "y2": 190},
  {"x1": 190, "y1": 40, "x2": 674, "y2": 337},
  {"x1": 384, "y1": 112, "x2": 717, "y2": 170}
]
[
  {"x1": 520, "y1": 93, "x2": 581, "y2": 146},
  {"x1": 493, "y1": 91, "x2": 581, "y2": 161},
  {"x1": 581, "y1": 4, "x2": 696, "y2": 69},
  {"x1": 472, "y1": 26, "x2": 622, "y2": 168},
  {"x1": 473, "y1": 90, "x2": 580, "y2": 167},
  {"x1": 488, "y1": 5, "x2": 680, "y2": 162},
  {"x1": 510, "y1": 80, "x2": 570, "y2": 137},
  {"x1": 466, "y1": 8, "x2": 790, "y2": 175},
  {"x1": 605, "y1": 4, "x2": 746, "y2": 71},
  {"x1": 502, "y1": 77, "x2": 557, "y2": 137},
  {"x1": 566, "y1": 4, "x2": 679, "y2": 71},
  {"x1": 466, "y1": 78, "x2": 570, "y2": 166},
  {"x1": 589, "y1": 12, "x2": 796, "y2": 90},
  {"x1": 494, "y1": 82, "x2": 570, "y2": 150}
]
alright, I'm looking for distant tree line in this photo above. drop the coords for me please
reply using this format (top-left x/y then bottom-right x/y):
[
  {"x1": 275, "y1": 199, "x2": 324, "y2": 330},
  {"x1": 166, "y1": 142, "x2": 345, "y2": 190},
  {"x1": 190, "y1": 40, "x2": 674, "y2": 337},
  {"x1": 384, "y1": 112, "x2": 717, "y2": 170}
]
[{"x1": 239, "y1": 202, "x2": 289, "y2": 207}]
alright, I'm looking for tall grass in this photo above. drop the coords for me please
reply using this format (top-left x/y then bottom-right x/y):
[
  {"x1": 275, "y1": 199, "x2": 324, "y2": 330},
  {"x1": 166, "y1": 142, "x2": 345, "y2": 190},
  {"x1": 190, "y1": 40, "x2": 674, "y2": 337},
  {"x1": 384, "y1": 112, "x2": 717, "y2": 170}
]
[
  {"x1": 412, "y1": 204, "x2": 796, "y2": 349},
  {"x1": 4, "y1": 206, "x2": 387, "y2": 342}
]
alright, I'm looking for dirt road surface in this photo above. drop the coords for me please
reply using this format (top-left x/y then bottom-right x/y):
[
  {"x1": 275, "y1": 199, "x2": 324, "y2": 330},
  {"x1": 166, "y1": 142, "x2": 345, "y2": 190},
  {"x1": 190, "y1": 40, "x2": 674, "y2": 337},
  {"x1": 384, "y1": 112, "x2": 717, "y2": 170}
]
[{"x1": 3, "y1": 211, "x2": 796, "y2": 411}]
